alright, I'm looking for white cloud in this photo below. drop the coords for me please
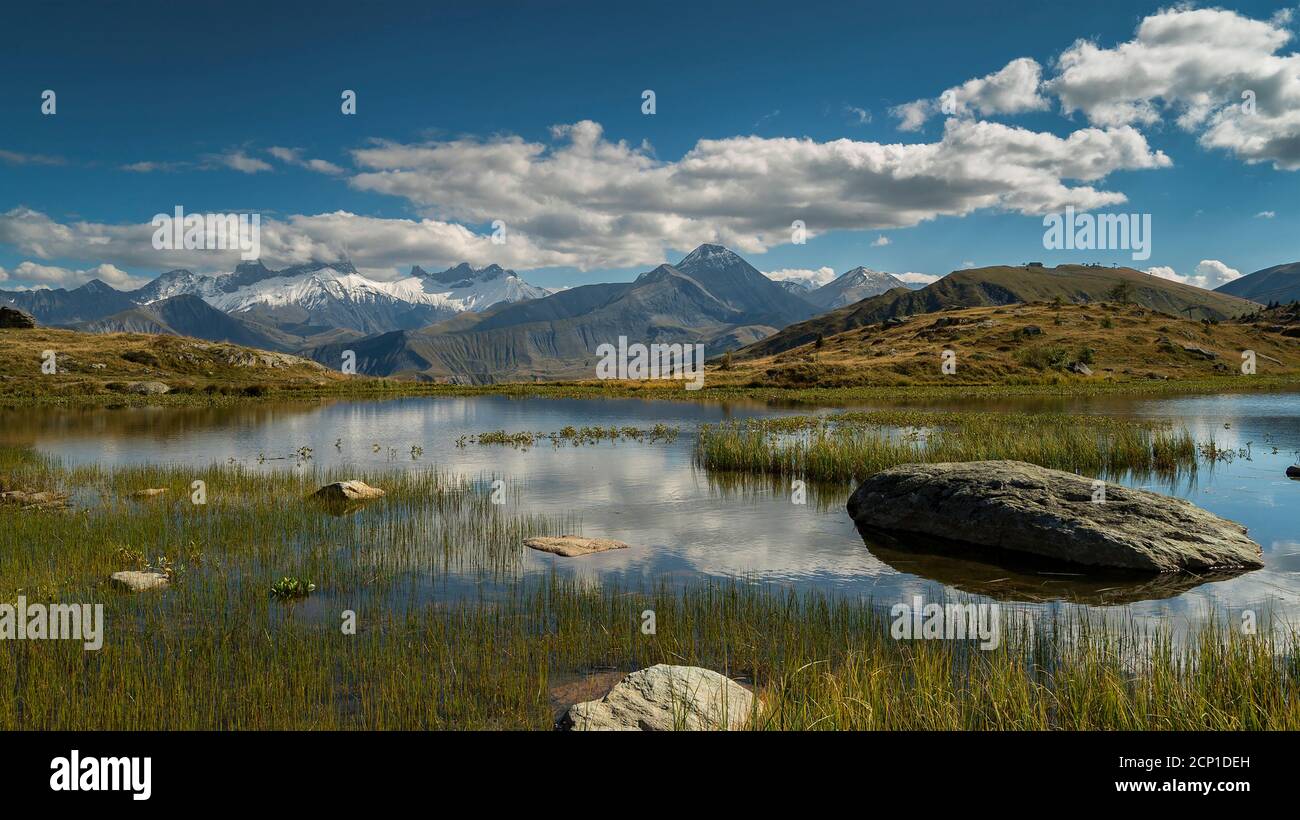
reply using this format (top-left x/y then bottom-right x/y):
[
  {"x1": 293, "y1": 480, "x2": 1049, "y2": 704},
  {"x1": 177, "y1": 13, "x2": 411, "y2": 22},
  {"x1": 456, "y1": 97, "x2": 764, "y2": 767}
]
[
  {"x1": 204, "y1": 150, "x2": 273, "y2": 174},
  {"x1": 0, "y1": 261, "x2": 147, "y2": 290},
  {"x1": 0, "y1": 206, "x2": 578, "y2": 283},
  {"x1": 121, "y1": 160, "x2": 188, "y2": 173},
  {"x1": 891, "y1": 58, "x2": 1049, "y2": 131},
  {"x1": 1048, "y1": 8, "x2": 1300, "y2": 170},
  {"x1": 871, "y1": 235, "x2": 891, "y2": 247},
  {"x1": 844, "y1": 105, "x2": 872, "y2": 125},
  {"x1": 764, "y1": 266, "x2": 837, "y2": 287},
  {"x1": 1145, "y1": 259, "x2": 1242, "y2": 290},
  {"x1": 1256, "y1": 210, "x2": 1276, "y2": 219},
  {"x1": 896, "y1": 271, "x2": 941, "y2": 285},
  {"x1": 268, "y1": 146, "x2": 345, "y2": 175},
  {"x1": 0, "y1": 148, "x2": 66, "y2": 166},
  {"x1": 347, "y1": 118, "x2": 1168, "y2": 268}
]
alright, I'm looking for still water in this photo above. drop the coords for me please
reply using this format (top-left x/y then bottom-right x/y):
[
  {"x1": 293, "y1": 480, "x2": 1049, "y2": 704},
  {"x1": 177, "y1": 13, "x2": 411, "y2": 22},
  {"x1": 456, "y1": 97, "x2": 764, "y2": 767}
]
[{"x1": 4, "y1": 391, "x2": 1299, "y2": 622}]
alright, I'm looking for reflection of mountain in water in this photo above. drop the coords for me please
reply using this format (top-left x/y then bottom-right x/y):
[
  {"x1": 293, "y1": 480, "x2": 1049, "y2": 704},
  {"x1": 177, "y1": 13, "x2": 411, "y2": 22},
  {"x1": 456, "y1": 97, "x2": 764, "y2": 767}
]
[{"x1": 855, "y1": 527, "x2": 1253, "y2": 606}]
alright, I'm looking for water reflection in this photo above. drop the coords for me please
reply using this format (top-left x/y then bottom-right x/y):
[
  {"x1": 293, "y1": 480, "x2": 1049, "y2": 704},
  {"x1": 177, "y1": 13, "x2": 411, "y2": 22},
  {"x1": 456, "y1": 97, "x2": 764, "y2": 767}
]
[
  {"x1": 3, "y1": 391, "x2": 1298, "y2": 621},
  {"x1": 856, "y1": 527, "x2": 1253, "y2": 606}
]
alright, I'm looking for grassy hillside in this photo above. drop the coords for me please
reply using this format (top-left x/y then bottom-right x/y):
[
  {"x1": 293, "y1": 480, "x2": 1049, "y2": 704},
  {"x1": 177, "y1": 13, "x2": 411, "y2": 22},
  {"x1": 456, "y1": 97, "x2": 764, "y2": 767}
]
[
  {"x1": 0, "y1": 327, "x2": 351, "y2": 402},
  {"x1": 705, "y1": 300, "x2": 1300, "y2": 388},
  {"x1": 737, "y1": 264, "x2": 1262, "y2": 360}
]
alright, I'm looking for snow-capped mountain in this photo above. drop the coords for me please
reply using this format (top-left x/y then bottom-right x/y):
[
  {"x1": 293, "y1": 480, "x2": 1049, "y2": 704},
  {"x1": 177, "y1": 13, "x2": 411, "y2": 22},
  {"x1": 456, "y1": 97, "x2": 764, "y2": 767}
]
[
  {"x1": 121, "y1": 260, "x2": 550, "y2": 342},
  {"x1": 805, "y1": 266, "x2": 907, "y2": 309},
  {"x1": 775, "y1": 279, "x2": 816, "y2": 296}
]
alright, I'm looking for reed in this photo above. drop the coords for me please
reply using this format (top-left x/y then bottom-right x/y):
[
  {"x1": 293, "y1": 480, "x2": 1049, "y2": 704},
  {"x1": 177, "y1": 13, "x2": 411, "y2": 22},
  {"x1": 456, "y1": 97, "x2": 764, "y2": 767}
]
[
  {"x1": 694, "y1": 411, "x2": 1199, "y2": 483},
  {"x1": 3, "y1": 447, "x2": 1292, "y2": 731}
]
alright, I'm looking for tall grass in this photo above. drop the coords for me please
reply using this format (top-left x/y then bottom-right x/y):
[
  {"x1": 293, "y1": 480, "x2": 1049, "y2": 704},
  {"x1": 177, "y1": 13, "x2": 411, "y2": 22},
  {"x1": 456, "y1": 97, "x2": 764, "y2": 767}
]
[
  {"x1": 694, "y1": 411, "x2": 1199, "y2": 483},
  {"x1": 4, "y1": 446, "x2": 1293, "y2": 731}
]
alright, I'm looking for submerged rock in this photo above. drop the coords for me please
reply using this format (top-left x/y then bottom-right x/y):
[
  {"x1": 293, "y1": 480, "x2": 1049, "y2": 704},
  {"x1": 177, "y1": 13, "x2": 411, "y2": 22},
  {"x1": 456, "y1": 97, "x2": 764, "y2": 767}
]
[
  {"x1": 1287, "y1": 465, "x2": 1300, "y2": 479},
  {"x1": 524, "y1": 535, "x2": 629, "y2": 557},
  {"x1": 0, "y1": 489, "x2": 68, "y2": 509},
  {"x1": 560, "y1": 664, "x2": 755, "y2": 731},
  {"x1": 313, "y1": 480, "x2": 385, "y2": 503},
  {"x1": 110, "y1": 570, "x2": 169, "y2": 593},
  {"x1": 846, "y1": 460, "x2": 1263, "y2": 573}
]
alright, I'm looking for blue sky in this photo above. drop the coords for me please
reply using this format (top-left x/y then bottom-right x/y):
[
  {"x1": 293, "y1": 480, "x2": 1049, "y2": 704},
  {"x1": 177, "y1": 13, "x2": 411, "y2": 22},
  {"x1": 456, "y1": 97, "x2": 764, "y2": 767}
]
[{"x1": 1, "y1": 0, "x2": 1296, "y2": 293}]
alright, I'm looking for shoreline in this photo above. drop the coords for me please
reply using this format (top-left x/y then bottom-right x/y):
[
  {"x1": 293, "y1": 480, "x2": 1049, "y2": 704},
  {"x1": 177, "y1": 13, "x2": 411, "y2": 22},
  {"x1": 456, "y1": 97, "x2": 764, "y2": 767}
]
[{"x1": 9, "y1": 373, "x2": 1300, "y2": 411}]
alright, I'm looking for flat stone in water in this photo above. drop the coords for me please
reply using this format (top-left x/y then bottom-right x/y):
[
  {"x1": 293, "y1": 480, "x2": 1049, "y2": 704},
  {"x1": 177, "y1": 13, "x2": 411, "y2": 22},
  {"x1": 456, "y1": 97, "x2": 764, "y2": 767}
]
[
  {"x1": 524, "y1": 535, "x2": 629, "y2": 557},
  {"x1": 110, "y1": 571, "x2": 169, "y2": 593}
]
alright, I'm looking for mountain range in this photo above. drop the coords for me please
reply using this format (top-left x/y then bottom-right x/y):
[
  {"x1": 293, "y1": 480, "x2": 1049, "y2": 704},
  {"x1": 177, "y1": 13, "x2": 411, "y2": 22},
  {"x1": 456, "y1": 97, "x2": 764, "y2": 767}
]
[
  {"x1": 307, "y1": 244, "x2": 820, "y2": 382},
  {"x1": 4, "y1": 246, "x2": 1291, "y2": 385},
  {"x1": 1, "y1": 260, "x2": 550, "y2": 350}
]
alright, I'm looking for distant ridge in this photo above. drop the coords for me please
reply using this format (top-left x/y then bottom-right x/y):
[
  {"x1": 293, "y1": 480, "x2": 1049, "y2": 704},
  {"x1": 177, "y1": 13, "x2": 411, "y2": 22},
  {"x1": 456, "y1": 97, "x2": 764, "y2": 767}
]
[
  {"x1": 1216, "y1": 261, "x2": 1300, "y2": 304},
  {"x1": 735, "y1": 263, "x2": 1262, "y2": 360}
]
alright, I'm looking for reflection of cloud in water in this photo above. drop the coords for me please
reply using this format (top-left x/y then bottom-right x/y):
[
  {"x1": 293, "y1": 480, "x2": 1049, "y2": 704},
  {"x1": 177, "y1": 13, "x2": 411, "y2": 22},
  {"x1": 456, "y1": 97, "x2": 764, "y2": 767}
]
[{"x1": 6, "y1": 392, "x2": 1300, "y2": 624}]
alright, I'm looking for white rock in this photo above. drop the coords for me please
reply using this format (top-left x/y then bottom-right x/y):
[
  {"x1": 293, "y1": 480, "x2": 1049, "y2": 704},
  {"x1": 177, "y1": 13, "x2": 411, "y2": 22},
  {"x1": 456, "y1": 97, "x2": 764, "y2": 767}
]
[
  {"x1": 110, "y1": 571, "x2": 169, "y2": 593},
  {"x1": 561, "y1": 664, "x2": 755, "y2": 731}
]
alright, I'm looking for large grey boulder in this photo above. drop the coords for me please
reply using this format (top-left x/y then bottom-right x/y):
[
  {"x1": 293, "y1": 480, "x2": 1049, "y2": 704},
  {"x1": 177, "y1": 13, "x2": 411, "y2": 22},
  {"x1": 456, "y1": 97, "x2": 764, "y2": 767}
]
[
  {"x1": 560, "y1": 664, "x2": 755, "y2": 731},
  {"x1": 846, "y1": 461, "x2": 1263, "y2": 573},
  {"x1": 127, "y1": 381, "x2": 170, "y2": 395}
]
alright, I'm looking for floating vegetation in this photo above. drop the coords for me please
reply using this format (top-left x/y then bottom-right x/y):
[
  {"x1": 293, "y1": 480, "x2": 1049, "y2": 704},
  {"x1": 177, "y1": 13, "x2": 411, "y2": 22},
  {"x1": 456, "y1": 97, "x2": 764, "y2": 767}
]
[
  {"x1": 461, "y1": 424, "x2": 680, "y2": 449},
  {"x1": 270, "y1": 576, "x2": 316, "y2": 600}
]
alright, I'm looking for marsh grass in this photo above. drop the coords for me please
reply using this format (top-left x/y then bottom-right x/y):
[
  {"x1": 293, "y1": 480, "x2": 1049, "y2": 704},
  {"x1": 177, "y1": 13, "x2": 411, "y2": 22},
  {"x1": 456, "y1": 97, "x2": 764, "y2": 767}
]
[
  {"x1": 694, "y1": 411, "x2": 1199, "y2": 483},
  {"x1": 3, "y1": 447, "x2": 1294, "y2": 730}
]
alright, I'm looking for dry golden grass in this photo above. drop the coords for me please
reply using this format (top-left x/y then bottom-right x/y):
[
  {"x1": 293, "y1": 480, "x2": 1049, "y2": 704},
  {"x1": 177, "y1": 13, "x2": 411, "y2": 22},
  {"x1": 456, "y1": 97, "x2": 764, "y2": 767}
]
[{"x1": 709, "y1": 301, "x2": 1300, "y2": 388}]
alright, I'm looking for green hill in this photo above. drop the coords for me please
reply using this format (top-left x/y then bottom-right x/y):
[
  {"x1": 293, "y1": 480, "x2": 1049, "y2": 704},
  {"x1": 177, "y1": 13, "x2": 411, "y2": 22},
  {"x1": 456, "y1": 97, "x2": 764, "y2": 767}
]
[{"x1": 734, "y1": 264, "x2": 1261, "y2": 360}]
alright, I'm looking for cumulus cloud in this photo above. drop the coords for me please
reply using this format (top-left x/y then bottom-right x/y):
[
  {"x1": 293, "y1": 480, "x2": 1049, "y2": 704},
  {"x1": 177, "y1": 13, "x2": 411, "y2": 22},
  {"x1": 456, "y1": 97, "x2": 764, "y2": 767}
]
[
  {"x1": 0, "y1": 206, "x2": 578, "y2": 282},
  {"x1": 871, "y1": 235, "x2": 891, "y2": 247},
  {"x1": 267, "y1": 146, "x2": 345, "y2": 175},
  {"x1": 763, "y1": 266, "x2": 837, "y2": 287},
  {"x1": 844, "y1": 105, "x2": 872, "y2": 125},
  {"x1": 347, "y1": 118, "x2": 1168, "y2": 268},
  {"x1": 1145, "y1": 259, "x2": 1242, "y2": 290},
  {"x1": 891, "y1": 57, "x2": 1049, "y2": 131},
  {"x1": 1048, "y1": 8, "x2": 1300, "y2": 170},
  {"x1": 0, "y1": 261, "x2": 147, "y2": 290},
  {"x1": 896, "y1": 271, "x2": 941, "y2": 285}
]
